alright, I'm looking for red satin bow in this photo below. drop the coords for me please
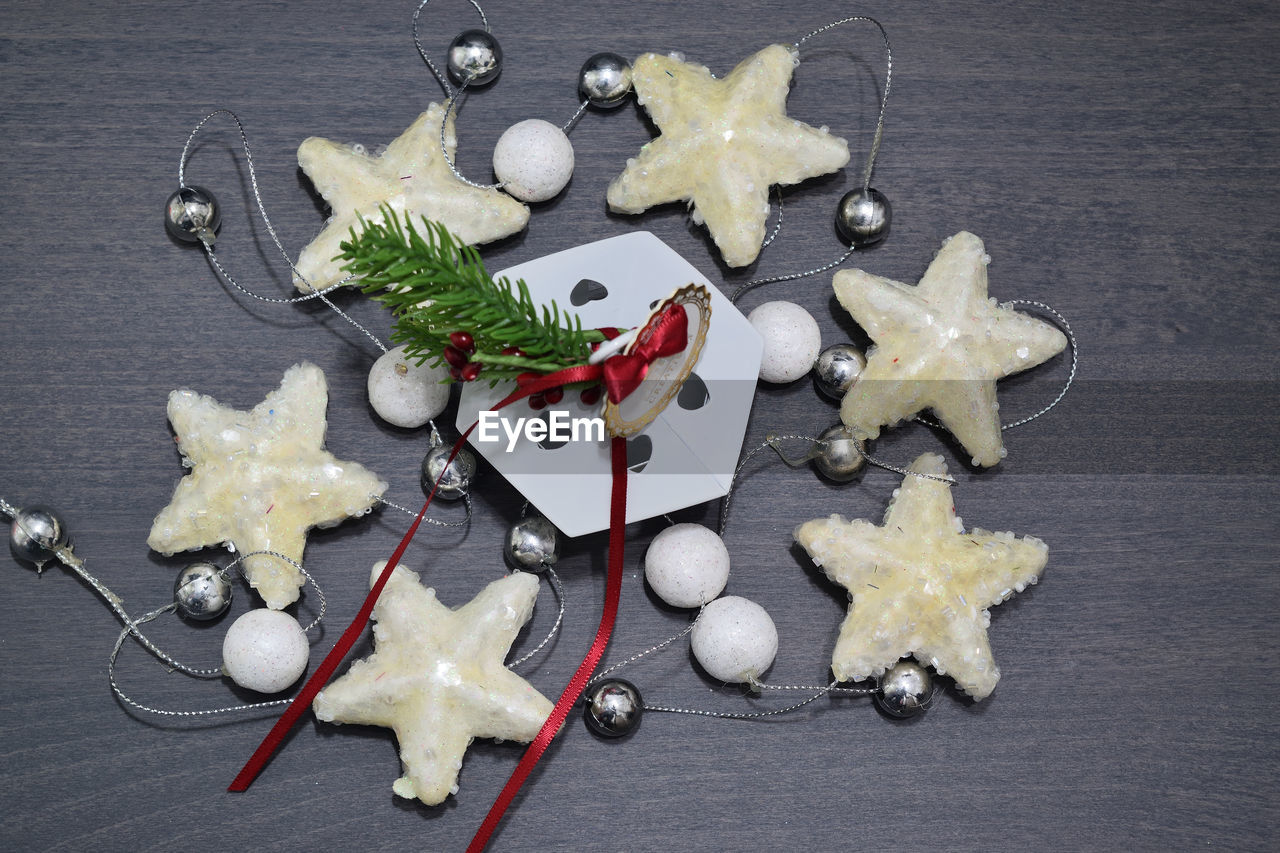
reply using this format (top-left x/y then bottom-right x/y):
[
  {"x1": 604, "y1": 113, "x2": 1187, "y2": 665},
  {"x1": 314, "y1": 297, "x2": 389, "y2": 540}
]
[{"x1": 601, "y1": 304, "x2": 689, "y2": 404}]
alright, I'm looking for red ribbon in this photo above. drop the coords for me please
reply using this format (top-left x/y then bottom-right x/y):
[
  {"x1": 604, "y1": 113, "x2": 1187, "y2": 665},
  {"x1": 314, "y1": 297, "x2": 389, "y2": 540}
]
[
  {"x1": 465, "y1": 434, "x2": 628, "y2": 851},
  {"x1": 600, "y1": 304, "x2": 688, "y2": 404},
  {"x1": 227, "y1": 370, "x2": 578, "y2": 794},
  {"x1": 229, "y1": 303, "x2": 688, "y2": 852}
]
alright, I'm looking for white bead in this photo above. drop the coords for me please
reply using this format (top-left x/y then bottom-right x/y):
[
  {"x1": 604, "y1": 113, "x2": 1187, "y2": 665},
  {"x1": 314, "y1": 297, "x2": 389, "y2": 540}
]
[
  {"x1": 222, "y1": 609, "x2": 310, "y2": 693},
  {"x1": 644, "y1": 523, "x2": 730, "y2": 608},
  {"x1": 691, "y1": 596, "x2": 778, "y2": 683},
  {"x1": 367, "y1": 345, "x2": 452, "y2": 428},
  {"x1": 747, "y1": 301, "x2": 822, "y2": 383},
  {"x1": 492, "y1": 119, "x2": 575, "y2": 202}
]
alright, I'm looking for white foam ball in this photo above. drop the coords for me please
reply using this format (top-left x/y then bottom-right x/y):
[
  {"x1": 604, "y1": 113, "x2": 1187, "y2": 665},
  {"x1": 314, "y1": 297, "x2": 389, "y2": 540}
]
[
  {"x1": 644, "y1": 523, "x2": 730, "y2": 608},
  {"x1": 747, "y1": 301, "x2": 822, "y2": 383},
  {"x1": 222, "y1": 609, "x2": 309, "y2": 693},
  {"x1": 367, "y1": 345, "x2": 452, "y2": 428},
  {"x1": 691, "y1": 596, "x2": 778, "y2": 683},
  {"x1": 493, "y1": 119, "x2": 574, "y2": 202}
]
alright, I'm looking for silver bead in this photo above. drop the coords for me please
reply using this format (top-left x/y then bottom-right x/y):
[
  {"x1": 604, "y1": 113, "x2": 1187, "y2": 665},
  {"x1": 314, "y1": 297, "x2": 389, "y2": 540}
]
[
  {"x1": 173, "y1": 561, "x2": 233, "y2": 621},
  {"x1": 421, "y1": 444, "x2": 477, "y2": 500},
  {"x1": 812, "y1": 343, "x2": 867, "y2": 400},
  {"x1": 835, "y1": 187, "x2": 891, "y2": 247},
  {"x1": 447, "y1": 29, "x2": 502, "y2": 86},
  {"x1": 583, "y1": 679, "x2": 643, "y2": 738},
  {"x1": 9, "y1": 505, "x2": 68, "y2": 570},
  {"x1": 578, "y1": 52, "x2": 633, "y2": 109},
  {"x1": 813, "y1": 424, "x2": 866, "y2": 482},
  {"x1": 875, "y1": 660, "x2": 933, "y2": 718},
  {"x1": 504, "y1": 514, "x2": 560, "y2": 572},
  {"x1": 164, "y1": 185, "x2": 221, "y2": 244}
]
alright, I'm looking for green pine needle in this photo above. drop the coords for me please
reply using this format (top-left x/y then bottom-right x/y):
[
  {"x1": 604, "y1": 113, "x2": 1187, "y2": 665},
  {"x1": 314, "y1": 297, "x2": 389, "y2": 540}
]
[{"x1": 337, "y1": 208, "x2": 606, "y2": 385}]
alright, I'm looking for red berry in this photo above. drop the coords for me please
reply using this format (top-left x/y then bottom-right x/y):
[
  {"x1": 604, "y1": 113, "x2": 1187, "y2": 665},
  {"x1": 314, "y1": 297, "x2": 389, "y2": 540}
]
[
  {"x1": 460, "y1": 362, "x2": 482, "y2": 382},
  {"x1": 543, "y1": 386, "x2": 563, "y2": 405},
  {"x1": 449, "y1": 331, "x2": 476, "y2": 354},
  {"x1": 528, "y1": 392, "x2": 547, "y2": 410},
  {"x1": 501, "y1": 346, "x2": 526, "y2": 357},
  {"x1": 443, "y1": 345, "x2": 469, "y2": 369},
  {"x1": 579, "y1": 385, "x2": 602, "y2": 406},
  {"x1": 449, "y1": 366, "x2": 463, "y2": 381}
]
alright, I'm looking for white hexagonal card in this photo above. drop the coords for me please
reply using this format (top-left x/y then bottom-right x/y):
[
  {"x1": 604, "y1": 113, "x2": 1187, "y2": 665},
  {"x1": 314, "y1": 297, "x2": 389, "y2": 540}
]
[{"x1": 457, "y1": 232, "x2": 763, "y2": 537}]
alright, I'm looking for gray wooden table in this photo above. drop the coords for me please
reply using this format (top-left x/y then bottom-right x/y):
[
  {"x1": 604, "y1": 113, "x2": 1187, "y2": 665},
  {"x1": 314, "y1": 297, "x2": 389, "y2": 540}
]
[{"x1": 2, "y1": 1, "x2": 1276, "y2": 850}]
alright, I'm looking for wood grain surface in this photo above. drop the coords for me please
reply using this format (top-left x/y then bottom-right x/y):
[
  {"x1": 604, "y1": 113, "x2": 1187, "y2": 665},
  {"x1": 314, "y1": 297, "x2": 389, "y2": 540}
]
[{"x1": 1, "y1": 1, "x2": 1276, "y2": 850}]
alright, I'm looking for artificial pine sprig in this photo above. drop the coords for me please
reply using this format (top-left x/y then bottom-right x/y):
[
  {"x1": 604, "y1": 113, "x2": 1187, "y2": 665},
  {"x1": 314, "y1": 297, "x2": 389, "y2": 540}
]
[{"x1": 338, "y1": 208, "x2": 607, "y2": 385}]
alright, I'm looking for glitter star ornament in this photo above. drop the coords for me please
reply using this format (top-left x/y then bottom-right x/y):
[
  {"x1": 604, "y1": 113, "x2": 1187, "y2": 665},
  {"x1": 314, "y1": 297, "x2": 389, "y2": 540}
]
[
  {"x1": 293, "y1": 102, "x2": 530, "y2": 292},
  {"x1": 147, "y1": 363, "x2": 387, "y2": 609},
  {"x1": 794, "y1": 453, "x2": 1048, "y2": 700},
  {"x1": 313, "y1": 562, "x2": 553, "y2": 805},
  {"x1": 833, "y1": 231, "x2": 1067, "y2": 466},
  {"x1": 607, "y1": 45, "x2": 850, "y2": 268}
]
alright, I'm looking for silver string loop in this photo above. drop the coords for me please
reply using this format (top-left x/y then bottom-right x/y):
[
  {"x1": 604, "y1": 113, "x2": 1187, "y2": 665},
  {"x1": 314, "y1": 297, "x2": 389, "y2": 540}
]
[
  {"x1": 913, "y1": 300, "x2": 1078, "y2": 432},
  {"x1": 795, "y1": 16, "x2": 893, "y2": 192},
  {"x1": 439, "y1": 87, "x2": 506, "y2": 190},
  {"x1": 509, "y1": 567, "x2": 565, "y2": 668},
  {"x1": 178, "y1": 109, "x2": 389, "y2": 353}
]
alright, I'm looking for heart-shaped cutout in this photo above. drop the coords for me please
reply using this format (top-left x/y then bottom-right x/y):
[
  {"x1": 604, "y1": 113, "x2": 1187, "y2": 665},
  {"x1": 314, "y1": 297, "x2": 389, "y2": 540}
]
[
  {"x1": 626, "y1": 434, "x2": 652, "y2": 473},
  {"x1": 570, "y1": 278, "x2": 609, "y2": 306},
  {"x1": 677, "y1": 372, "x2": 710, "y2": 410},
  {"x1": 536, "y1": 410, "x2": 569, "y2": 450}
]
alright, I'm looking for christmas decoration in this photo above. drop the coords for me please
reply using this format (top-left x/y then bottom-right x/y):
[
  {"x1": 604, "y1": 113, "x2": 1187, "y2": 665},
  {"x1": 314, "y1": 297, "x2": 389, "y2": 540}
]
[
  {"x1": 607, "y1": 45, "x2": 850, "y2": 268},
  {"x1": 806, "y1": 424, "x2": 867, "y2": 482},
  {"x1": 492, "y1": 118, "x2": 575, "y2": 202},
  {"x1": 366, "y1": 344, "x2": 453, "y2": 428},
  {"x1": 172, "y1": 561, "x2": 233, "y2": 621},
  {"x1": 8, "y1": 504, "x2": 68, "y2": 570},
  {"x1": 503, "y1": 514, "x2": 561, "y2": 572},
  {"x1": 3, "y1": 496, "x2": 328, "y2": 718},
  {"x1": 643, "y1": 522, "x2": 730, "y2": 608},
  {"x1": 164, "y1": 185, "x2": 221, "y2": 245},
  {"x1": 147, "y1": 362, "x2": 387, "y2": 610},
  {"x1": 747, "y1": 300, "x2": 823, "y2": 383},
  {"x1": 582, "y1": 679, "x2": 644, "y2": 738},
  {"x1": 221, "y1": 609, "x2": 311, "y2": 694},
  {"x1": 832, "y1": 232, "x2": 1068, "y2": 467},
  {"x1": 134, "y1": 10, "x2": 1080, "y2": 851},
  {"x1": 835, "y1": 187, "x2": 892, "y2": 247},
  {"x1": 341, "y1": 212, "x2": 609, "y2": 383},
  {"x1": 690, "y1": 595, "x2": 779, "y2": 683},
  {"x1": 811, "y1": 343, "x2": 867, "y2": 400},
  {"x1": 447, "y1": 28, "x2": 503, "y2": 86},
  {"x1": 292, "y1": 104, "x2": 529, "y2": 292},
  {"x1": 421, "y1": 440, "x2": 478, "y2": 500},
  {"x1": 455, "y1": 232, "x2": 758, "y2": 537},
  {"x1": 577, "y1": 52, "x2": 633, "y2": 108},
  {"x1": 874, "y1": 660, "x2": 933, "y2": 718},
  {"x1": 794, "y1": 453, "x2": 1048, "y2": 700},
  {"x1": 313, "y1": 562, "x2": 553, "y2": 806}
]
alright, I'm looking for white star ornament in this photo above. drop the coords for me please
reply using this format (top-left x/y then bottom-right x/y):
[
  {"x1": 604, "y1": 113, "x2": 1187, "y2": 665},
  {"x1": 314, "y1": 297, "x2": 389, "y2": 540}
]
[
  {"x1": 834, "y1": 232, "x2": 1067, "y2": 467},
  {"x1": 293, "y1": 102, "x2": 530, "y2": 292},
  {"x1": 607, "y1": 45, "x2": 850, "y2": 268},
  {"x1": 147, "y1": 363, "x2": 386, "y2": 609},
  {"x1": 794, "y1": 453, "x2": 1048, "y2": 700},
  {"x1": 313, "y1": 563, "x2": 553, "y2": 806}
]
